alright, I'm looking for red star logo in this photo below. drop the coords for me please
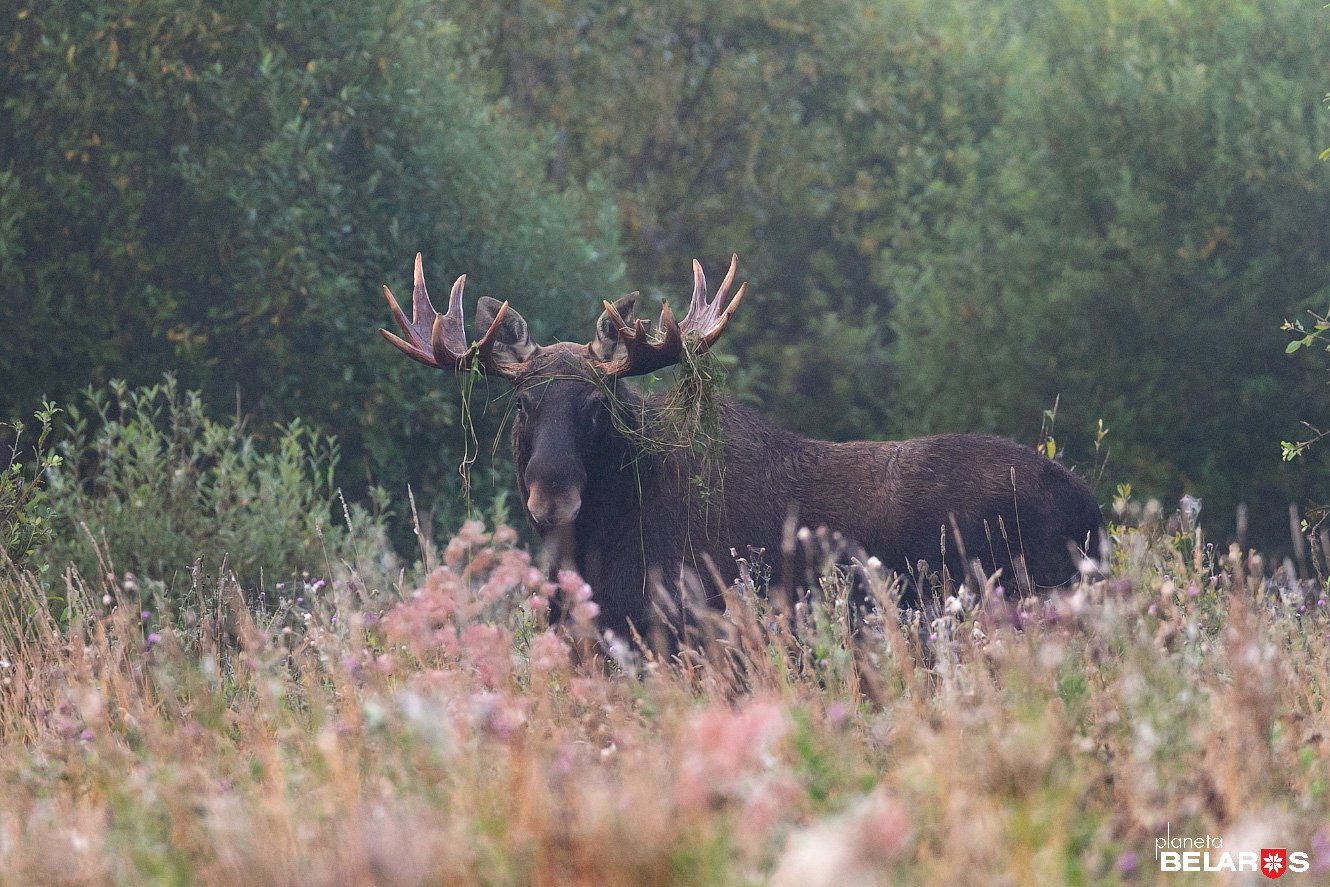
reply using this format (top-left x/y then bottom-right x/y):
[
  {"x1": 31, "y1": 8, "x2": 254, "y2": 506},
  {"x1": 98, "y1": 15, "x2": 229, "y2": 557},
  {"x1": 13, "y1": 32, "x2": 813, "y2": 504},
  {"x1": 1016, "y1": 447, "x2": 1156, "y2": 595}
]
[{"x1": 1261, "y1": 848, "x2": 1287, "y2": 879}]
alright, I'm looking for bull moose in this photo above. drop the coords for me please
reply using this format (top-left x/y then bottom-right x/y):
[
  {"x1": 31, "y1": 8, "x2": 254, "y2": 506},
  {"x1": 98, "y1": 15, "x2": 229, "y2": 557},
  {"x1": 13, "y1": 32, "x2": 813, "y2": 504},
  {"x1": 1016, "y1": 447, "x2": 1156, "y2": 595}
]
[{"x1": 381, "y1": 253, "x2": 1104, "y2": 636}]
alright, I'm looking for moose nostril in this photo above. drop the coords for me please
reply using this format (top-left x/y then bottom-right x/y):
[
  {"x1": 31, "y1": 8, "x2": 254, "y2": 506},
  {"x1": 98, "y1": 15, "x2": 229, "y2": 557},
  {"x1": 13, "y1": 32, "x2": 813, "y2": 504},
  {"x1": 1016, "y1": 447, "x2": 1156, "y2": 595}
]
[{"x1": 527, "y1": 488, "x2": 582, "y2": 530}]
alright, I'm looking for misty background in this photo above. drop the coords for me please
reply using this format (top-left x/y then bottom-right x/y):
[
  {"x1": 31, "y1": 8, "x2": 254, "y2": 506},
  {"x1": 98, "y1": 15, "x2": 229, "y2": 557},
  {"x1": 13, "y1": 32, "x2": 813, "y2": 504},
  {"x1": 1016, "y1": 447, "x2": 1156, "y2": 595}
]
[{"x1": 3, "y1": 0, "x2": 1328, "y2": 555}]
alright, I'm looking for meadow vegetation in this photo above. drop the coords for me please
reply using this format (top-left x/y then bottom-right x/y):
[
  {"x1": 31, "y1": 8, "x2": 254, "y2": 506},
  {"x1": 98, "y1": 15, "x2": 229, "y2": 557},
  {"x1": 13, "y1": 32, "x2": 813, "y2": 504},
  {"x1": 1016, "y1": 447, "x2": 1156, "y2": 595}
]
[{"x1": 1, "y1": 385, "x2": 1328, "y2": 884}]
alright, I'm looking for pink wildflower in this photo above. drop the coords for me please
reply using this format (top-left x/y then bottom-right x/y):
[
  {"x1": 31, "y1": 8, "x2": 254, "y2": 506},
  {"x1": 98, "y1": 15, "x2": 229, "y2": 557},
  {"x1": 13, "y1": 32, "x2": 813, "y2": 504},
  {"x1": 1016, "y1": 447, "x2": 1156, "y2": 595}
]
[
  {"x1": 469, "y1": 691, "x2": 527, "y2": 742},
  {"x1": 557, "y1": 570, "x2": 592, "y2": 600},
  {"x1": 734, "y1": 774, "x2": 806, "y2": 854},
  {"x1": 528, "y1": 630, "x2": 570, "y2": 675},
  {"x1": 571, "y1": 600, "x2": 600, "y2": 623},
  {"x1": 459, "y1": 623, "x2": 513, "y2": 687},
  {"x1": 381, "y1": 567, "x2": 462, "y2": 655},
  {"x1": 443, "y1": 519, "x2": 489, "y2": 567},
  {"x1": 677, "y1": 699, "x2": 789, "y2": 810},
  {"x1": 770, "y1": 789, "x2": 913, "y2": 886}
]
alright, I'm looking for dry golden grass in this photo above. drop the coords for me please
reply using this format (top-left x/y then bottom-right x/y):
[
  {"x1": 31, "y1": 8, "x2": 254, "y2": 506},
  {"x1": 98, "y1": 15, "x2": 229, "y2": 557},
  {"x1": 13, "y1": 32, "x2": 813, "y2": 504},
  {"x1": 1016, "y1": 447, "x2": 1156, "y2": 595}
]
[{"x1": 0, "y1": 520, "x2": 1328, "y2": 885}]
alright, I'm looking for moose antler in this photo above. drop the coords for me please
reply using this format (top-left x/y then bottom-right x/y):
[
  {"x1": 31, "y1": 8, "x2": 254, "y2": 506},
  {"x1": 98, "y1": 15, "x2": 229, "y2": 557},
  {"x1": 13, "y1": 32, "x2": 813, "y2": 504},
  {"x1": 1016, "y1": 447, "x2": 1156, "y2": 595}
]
[
  {"x1": 381, "y1": 253, "x2": 746, "y2": 380},
  {"x1": 592, "y1": 253, "x2": 747, "y2": 378},
  {"x1": 379, "y1": 253, "x2": 510, "y2": 371}
]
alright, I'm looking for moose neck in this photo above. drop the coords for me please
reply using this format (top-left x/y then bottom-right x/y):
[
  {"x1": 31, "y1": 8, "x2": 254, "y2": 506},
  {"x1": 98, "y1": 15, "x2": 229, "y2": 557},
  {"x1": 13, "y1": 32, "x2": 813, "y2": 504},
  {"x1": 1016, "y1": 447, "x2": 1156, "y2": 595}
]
[
  {"x1": 575, "y1": 380, "x2": 692, "y2": 541},
  {"x1": 564, "y1": 378, "x2": 720, "y2": 633}
]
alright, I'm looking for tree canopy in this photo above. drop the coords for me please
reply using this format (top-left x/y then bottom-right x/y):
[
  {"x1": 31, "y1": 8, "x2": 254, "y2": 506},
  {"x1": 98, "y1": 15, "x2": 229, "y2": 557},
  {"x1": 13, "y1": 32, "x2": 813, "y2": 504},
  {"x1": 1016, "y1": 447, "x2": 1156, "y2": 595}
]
[
  {"x1": 3, "y1": 0, "x2": 1329, "y2": 547},
  {"x1": 0, "y1": 0, "x2": 624, "y2": 525},
  {"x1": 452, "y1": 0, "x2": 1330, "y2": 543}
]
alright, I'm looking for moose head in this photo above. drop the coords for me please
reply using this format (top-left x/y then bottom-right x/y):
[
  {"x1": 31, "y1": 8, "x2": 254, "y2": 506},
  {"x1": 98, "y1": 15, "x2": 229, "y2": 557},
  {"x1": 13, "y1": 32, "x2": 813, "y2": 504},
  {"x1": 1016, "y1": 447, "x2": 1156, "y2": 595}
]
[{"x1": 381, "y1": 252, "x2": 744, "y2": 545}]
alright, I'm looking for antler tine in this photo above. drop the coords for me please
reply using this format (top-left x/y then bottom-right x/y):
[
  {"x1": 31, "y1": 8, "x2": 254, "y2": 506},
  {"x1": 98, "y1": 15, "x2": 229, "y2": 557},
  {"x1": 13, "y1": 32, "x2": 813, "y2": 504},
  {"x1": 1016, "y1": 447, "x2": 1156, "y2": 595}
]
[
  {"x1": 679, "y1": 253, "x2": 743, "y2": 346},
  {"x1": 712, "y1": 253, "x2": 739, "y2": 311},
  {"x1": 429, "y1": 270, "x2": 472, "y2": 365},
  {"x1": 694, "y1": 279, "x2": 746, "y2": 350},
  {"x1": 601, "y1": 297, "x2": 633, "y2": 337},
  {"x1": 688, "y1": 259, "x2": 710, "y2": 321},
  {"x1": 378, "y1": 258, "x2": 424, "y2": 364},
  {"x1": 601, "y1": 293, "x2": 655, "y2": 341},
  {"x1": 591, "y1": 254, "x2": 746, "y2": 378},
  {"x1": 379, "y1": 253, "x2": 477, "y2": 371},
  {"x1": 411, "y1": 252, "x2": 434, "y2": 331},
  {"x1": 656, "y1": 297, "x2": 680, "y2": 342}
]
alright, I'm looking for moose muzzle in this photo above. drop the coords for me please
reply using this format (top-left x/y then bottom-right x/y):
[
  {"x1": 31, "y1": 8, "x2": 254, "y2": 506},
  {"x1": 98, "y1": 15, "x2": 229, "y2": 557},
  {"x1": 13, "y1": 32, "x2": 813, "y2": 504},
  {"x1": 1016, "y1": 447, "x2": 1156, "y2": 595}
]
[{"x1": 526, "y1": 484, "x2": 583, "y2": 530}]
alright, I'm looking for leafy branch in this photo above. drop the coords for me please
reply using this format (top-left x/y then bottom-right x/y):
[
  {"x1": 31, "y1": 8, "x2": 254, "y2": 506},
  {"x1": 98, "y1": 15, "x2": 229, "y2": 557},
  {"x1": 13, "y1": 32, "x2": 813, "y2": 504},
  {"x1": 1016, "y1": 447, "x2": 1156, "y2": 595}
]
[
  {"x1": 1, "y1": 403, "x2": 62, "y2": 567},
  {"x1": 1282, "y1": 307, "x2": 1330, "y2": 460}
]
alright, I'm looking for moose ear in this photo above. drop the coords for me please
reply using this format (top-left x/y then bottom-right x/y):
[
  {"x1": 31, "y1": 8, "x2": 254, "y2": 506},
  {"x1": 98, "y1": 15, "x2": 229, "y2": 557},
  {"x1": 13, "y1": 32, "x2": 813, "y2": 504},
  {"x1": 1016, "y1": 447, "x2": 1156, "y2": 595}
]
[
  {"x1": 476, "y1": 296, "x2": 537, "y2": 363},
  {"x1": 590, "y1": 292, "x2": 641, "y2": 361}
]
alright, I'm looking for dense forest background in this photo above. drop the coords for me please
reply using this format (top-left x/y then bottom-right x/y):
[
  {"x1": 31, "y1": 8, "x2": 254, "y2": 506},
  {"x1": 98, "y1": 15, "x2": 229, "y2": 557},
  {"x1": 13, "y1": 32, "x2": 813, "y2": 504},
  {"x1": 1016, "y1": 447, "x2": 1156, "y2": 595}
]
[{"x1": 3, "y1": 0, "x2": 1329, "y2": 553}]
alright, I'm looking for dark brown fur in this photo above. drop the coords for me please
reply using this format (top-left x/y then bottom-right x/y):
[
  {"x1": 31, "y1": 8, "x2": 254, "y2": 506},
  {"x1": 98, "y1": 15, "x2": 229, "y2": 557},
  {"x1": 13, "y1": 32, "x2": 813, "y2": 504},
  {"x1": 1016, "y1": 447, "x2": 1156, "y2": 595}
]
[{"x1": 511, "y1": 354, "x2": 1104, "y2": 636}]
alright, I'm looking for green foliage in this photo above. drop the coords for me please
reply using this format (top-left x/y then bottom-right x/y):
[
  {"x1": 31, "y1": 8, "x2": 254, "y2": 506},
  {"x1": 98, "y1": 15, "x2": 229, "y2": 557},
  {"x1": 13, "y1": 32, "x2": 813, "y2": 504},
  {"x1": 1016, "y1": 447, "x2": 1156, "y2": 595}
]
[
  {"x1": 35, "y1": 377, "x2": 383, "y2": 600},
  {"x1": 882, "y1": 0, "x2": 1330, "y2": 545},
  {"x1": 4, "y1": 0, "x2": 1328, "y2": 550},
  {"x1": 0, "y1": 404, "x2": 62, "y2": 568},
  {"x1": 0, "y1": 0, "x2": 625, "y2": 530},
  {"x1": 455, "y1": 0, "x2": 1330, "y2": 545},
  {"x1": 451, "y1": 0, "x2": 899, "y2": 440},
  {"x1": 1283, "y1": 306, "x2": 1330, "y2": 461}
]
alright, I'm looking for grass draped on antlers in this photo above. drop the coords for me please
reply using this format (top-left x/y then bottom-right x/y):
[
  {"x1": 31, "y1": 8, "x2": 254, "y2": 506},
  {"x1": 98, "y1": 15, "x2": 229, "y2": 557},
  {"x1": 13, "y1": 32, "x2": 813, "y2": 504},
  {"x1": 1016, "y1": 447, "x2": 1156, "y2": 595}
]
[
  {"x1": 599, "y1": 342, "x2": 727, "y2": 502},
  {"x1": 455, "y1": 362, "x2": 488, "y2": 515},
  {"x1": 606, "y1": 344, "x2": 725, "y2": 459}
]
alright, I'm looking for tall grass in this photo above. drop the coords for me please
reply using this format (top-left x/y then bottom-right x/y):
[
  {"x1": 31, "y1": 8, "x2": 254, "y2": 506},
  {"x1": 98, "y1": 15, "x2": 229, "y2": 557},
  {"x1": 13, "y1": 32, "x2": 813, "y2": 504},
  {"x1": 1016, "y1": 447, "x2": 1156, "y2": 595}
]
[
  {"x1": 26, "y1": 377, "x2": 396, "y2": 618},
  {"x1": 2, "y1": 381, "x2": 1328, "y2": 882},
  {"x1": 1, "y1": 505, "x2": 1329, "y2": 884}
]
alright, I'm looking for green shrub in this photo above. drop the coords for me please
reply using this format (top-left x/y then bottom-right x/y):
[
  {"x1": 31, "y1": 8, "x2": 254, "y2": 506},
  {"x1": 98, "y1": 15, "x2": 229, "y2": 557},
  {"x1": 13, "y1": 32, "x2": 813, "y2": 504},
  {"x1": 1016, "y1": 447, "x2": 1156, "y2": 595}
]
[
  {"x1": 882, "y1": 0, "x2": 1330, "y2": 544},
  {"x1": 1284, "y1": 305, "x2": 1330, "y2": 463},
  {"x1": 0, "y1": 0, "x2": 625, "y2": 531},
  {"x1": 35, "y1": 377, "x2": 390, "y2": 602},
  {"x1": 0, "y1": 404, "x2": 61, "y2": 568}
]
